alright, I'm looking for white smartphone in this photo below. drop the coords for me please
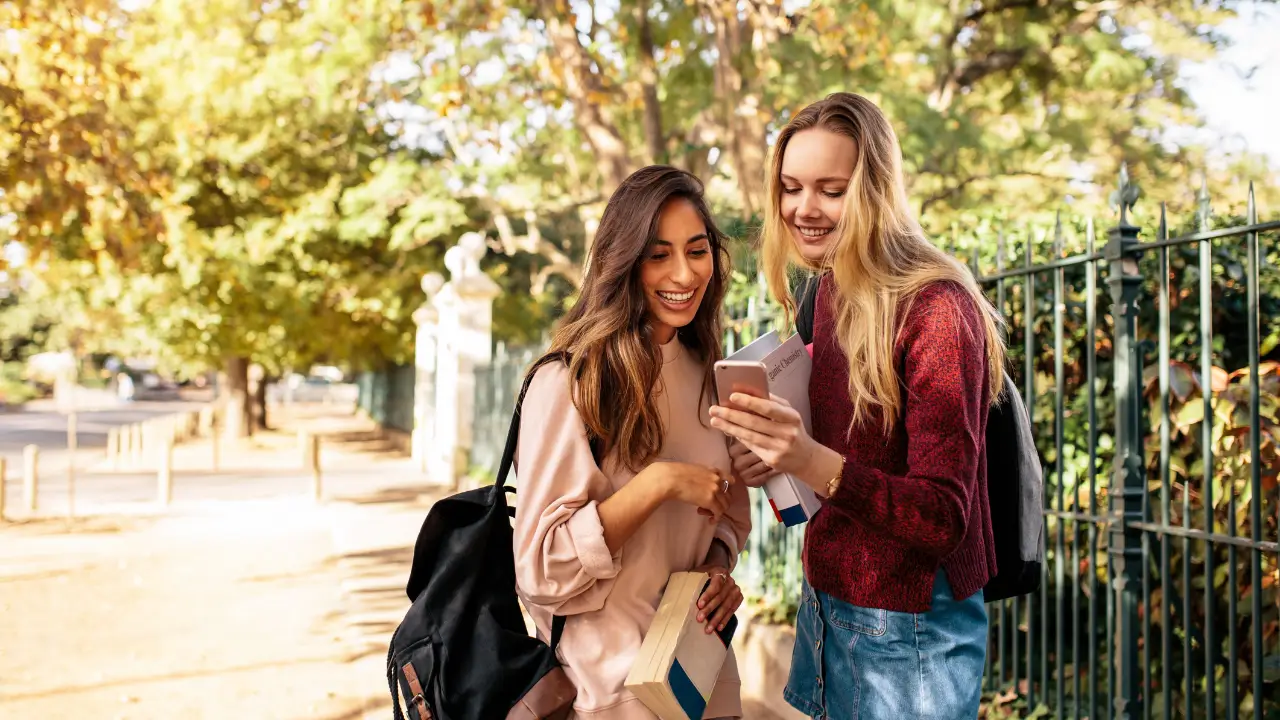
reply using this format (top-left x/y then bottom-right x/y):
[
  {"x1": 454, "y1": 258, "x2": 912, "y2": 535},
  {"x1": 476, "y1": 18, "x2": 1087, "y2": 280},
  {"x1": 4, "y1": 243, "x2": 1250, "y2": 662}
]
[{"x1": 713, "y1": 360, "x2": 769, "y2": 410}]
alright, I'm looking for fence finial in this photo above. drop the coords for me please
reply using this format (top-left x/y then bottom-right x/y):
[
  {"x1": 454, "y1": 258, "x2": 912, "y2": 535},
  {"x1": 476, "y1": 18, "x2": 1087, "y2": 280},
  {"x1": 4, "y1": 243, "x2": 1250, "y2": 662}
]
[
  {"x1": 1248, "y1": 182, "x2": 1263, "y2": 268},
  {"x1": 1053, "y1": 210, "x2": 1064, "y2": 258},
  {"x1": 1197, "y1": 175, "x2": 1212, "y2": 231},
  {"x1": 1109, "y1": 163, "x2": 1141, "y2": 227}
]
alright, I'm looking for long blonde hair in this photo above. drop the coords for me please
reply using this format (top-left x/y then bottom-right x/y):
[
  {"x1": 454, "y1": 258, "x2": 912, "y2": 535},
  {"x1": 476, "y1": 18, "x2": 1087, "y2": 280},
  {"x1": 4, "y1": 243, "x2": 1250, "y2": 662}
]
[{"x1": 761, "y1": 92, "x2": 1006, "y2": 432}]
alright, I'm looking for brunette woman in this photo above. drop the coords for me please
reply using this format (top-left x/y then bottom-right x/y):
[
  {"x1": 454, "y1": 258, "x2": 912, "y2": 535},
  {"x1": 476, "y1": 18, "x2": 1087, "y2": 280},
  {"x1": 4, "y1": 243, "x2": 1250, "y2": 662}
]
[{"x1": 513, "y1": 166, "x2": 751, "y2": 719}]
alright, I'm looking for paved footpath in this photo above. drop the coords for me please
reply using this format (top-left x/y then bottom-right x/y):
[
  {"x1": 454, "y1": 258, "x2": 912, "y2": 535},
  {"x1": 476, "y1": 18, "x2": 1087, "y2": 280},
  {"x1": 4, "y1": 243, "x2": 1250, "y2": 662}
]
[{"x1": 0, "y1": 407, "x2": 445, "y2": 720}]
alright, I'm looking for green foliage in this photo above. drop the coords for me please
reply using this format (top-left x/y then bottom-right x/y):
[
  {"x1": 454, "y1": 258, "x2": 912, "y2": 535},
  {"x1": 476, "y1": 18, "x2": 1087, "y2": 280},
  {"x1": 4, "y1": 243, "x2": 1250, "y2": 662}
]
[
  {"x1": 0, "y1": 361, "x2": 41, "y2": 404},
  {"x1": 4, "y1": 0, "x2": 1279, "y2": 383}
]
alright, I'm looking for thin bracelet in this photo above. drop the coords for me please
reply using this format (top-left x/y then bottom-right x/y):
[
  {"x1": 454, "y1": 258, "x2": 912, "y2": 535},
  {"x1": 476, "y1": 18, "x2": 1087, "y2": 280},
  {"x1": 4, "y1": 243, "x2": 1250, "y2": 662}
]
[{"x1": 825, "y1": 463, "x2": 843, "y2": 498}]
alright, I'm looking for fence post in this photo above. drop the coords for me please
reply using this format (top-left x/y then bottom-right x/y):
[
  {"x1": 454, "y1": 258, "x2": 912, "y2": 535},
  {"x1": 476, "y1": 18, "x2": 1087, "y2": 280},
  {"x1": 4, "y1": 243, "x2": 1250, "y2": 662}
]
[
  {"x1": 23, "y1": 444, "x2": 38, "y2": 513},
  {"x1": 413, "y1": 272, "x2": 444, "y2": 474},
  {"x1": 431, "y1": 234, "x2": 501, "y2": 489},
  {"x1": 1105, "y1": 164, "x2": 1145, "y2": 720}
]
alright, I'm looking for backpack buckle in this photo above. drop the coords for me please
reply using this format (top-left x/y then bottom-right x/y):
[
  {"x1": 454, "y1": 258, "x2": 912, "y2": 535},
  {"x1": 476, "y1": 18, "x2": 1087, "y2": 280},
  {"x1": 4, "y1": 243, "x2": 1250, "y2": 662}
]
[{"x1": 402, "y1": 662, "x2": 433, "y2": 719}]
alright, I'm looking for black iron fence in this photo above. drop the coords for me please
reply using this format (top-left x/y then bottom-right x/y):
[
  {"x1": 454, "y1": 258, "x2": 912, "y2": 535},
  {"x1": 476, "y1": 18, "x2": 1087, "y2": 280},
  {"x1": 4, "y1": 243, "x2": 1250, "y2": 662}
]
[
  {"x1": 976, "y1": 169, "x2": 1278, "y2": 720},
  {"x1": 355, "y1": 364, "x2": 415, "y2": 433}
]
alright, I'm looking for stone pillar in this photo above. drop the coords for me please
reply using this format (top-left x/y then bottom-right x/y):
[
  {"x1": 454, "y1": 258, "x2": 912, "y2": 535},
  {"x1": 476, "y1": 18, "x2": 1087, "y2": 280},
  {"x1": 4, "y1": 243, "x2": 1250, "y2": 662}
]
[
  {"x1": 430, "y1": 233, "x2": 501, "y2": 488},
  {"x1": 412, "y1": 272, "x2": 444, "y2": 473}
]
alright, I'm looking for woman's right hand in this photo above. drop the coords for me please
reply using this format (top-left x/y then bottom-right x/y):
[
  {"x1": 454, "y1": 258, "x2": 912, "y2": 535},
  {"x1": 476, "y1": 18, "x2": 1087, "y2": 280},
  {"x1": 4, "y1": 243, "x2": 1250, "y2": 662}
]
[{"x1": 642, "y1": 461, "x2": 732, "y2": 523}]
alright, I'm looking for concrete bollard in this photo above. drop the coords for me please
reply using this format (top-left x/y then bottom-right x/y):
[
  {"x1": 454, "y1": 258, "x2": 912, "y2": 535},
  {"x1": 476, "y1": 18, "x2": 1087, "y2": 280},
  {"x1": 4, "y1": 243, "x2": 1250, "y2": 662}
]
[
  {"x1": 211, "y1": 410, "x2": 221, "y2": 471},
  {"x1": 67, "y1": 411, "x2": 77, "y2": 518},
  {"x1": 298, "y1": 430, "x2": 311, "y2": 468},
  {"x1": 23, "y1": 445, "x2": 38, "y2": 513},
  {"x1": 308, "y1": 434, "x2": 322, "y2": 501},
  {"x1": 0, "y1": 457, "x2": 7, "y2": 522},
  {"x1": 145, "y1": 421, "x2": 161, "y2": 468},
  {"x1": 157, "y1": 433, "x2": 174, "y2": 505},
  {"x1": 130, "y1": 423, "x2": 144, "y2": 468},
  {"x1": 107, "y1": 427, "x2": 121, "y2": 470}
]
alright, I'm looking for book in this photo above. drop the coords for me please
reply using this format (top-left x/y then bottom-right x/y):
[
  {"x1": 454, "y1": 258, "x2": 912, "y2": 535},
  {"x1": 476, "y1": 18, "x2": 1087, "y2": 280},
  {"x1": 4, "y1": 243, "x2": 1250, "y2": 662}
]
[
  {"x1": 624, "y1": 571, "x2": 738, "y2": 719},
  {"x1": 721, "y1": 331, "x2": 823, "y2": 527}
]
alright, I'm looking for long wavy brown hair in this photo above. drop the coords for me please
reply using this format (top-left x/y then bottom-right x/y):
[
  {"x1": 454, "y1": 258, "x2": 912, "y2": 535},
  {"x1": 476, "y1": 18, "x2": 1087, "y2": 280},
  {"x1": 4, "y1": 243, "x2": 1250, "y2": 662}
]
[{"x1": 532, "y1": 165, "x2": 729, "y2": 471}]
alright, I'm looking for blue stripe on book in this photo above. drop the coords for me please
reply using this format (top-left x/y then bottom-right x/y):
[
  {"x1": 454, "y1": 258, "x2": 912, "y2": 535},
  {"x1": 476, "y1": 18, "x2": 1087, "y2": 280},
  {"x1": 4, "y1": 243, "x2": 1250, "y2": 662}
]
[
  {"x1": 668, "y1": 659, "x2": 707, "y2": 719},
  {"x1": 778, "y1": 502, "x2": 809, "y2": 527}
]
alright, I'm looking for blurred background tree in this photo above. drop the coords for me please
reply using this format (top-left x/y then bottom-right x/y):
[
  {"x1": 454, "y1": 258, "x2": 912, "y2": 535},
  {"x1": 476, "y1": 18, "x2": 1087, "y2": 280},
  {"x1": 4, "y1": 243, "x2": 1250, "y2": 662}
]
[{"x1": 3, "y1": 0, "x2": 1277, "y2": 415}]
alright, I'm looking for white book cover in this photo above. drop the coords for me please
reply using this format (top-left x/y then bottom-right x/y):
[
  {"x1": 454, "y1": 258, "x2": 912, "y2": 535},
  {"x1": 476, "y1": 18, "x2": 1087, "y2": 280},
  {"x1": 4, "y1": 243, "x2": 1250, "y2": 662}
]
[{"x1": 722, "y1": 331, "x2": 824, "y2": 526}]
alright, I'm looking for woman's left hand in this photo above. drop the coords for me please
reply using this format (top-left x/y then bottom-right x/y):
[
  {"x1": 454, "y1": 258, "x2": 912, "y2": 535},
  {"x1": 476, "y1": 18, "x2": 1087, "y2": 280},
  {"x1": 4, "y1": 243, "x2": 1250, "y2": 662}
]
[
  {"x1": 692, "y1": 564, "x2": 742, "y2": 634},
  {"x1": 709, "y1": 393, "x2": 817, "y2": 477}
]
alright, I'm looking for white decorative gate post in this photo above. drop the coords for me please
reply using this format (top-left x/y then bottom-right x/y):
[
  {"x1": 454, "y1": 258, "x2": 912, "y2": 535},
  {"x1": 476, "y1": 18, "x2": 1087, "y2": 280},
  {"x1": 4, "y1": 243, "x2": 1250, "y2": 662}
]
[
  {"x1": 412, "y1": 272, "x2": 445, "y2": 473},
  {"x1": 430, "y1": 233, "x2": 501, "y2": 488}
]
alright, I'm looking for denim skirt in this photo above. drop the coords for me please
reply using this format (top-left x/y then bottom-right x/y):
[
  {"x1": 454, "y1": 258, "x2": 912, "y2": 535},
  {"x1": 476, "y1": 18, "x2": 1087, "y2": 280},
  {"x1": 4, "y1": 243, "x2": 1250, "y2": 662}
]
[{"x1": 783, "y1": 570, "x2": 987, "y2": 720}]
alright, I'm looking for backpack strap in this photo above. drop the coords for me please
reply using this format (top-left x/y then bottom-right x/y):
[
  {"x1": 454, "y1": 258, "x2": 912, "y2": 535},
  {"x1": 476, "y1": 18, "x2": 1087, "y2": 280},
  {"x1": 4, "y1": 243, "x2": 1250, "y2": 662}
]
[
  {"x1": 495, "y1": 352, "x2": 602, "y2": 492},
  {"x1": 550, "y1": 615, "x2": 567, "y2": 652},
  {"x1": 494, "y1": 352, "x2": 568, "y2": 491},
  {"x1": 496, "y1": 351, "x2": 594, "y2": 655},
  {"x1": 795, "y1": 274, "x2": 821, "y2": 344}
]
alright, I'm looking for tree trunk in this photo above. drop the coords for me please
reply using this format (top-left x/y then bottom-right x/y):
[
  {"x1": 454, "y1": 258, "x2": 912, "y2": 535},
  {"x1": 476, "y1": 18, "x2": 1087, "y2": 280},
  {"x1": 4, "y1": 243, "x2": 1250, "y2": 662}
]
[
  {"x1": 635, "y1": 0, "x2": 665, "y2": 164},
  {"x1": 534, "y1": 0, "x2": 632, "y2": 194},
  {"x1": 222, "y1": 356, "x2": 252, "y2": 439},
  {"x1": 253, "y1": 374, "x2": 271, "y2": 431},
  {"x1": 703, "y1": 1, "x2": 768, "y2": 218}
]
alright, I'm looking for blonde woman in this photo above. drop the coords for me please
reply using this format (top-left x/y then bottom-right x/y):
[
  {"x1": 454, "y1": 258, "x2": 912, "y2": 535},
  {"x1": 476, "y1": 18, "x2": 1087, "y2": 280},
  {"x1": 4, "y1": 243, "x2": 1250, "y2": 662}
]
[{"x1": 708, "y1": 92, "x2": 1006, "y2": 719}]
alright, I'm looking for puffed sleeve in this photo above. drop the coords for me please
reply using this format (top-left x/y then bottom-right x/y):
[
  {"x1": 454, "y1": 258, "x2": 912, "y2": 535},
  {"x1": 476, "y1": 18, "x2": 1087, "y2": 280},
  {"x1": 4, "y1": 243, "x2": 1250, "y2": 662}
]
[{"x1": 512, "y1": 362, "x2": 622, "y2": 615}]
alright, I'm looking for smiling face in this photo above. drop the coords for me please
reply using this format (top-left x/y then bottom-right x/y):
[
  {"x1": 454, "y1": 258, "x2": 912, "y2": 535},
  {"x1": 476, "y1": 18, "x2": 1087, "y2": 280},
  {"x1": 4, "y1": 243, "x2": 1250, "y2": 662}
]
[
  {"x1": 639, "y1": 197, "x2": 715, "y2": 345},
  {"x1": 779, "y1": 127, "x2": 858, "y2": 265}
]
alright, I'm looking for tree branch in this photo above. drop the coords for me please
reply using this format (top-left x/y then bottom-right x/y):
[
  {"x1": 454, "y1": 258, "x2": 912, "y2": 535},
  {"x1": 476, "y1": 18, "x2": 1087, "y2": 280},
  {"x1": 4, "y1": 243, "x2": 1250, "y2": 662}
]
[
  {"x1": 932, "y1": 0, "x2": 1043, "y2": 110},
  {"x1": 532, "y1": 0, "x2": 632, "y2": 192},
  {"x1": 918, "y1": 170, "x2": 1096, "y2": 215}
]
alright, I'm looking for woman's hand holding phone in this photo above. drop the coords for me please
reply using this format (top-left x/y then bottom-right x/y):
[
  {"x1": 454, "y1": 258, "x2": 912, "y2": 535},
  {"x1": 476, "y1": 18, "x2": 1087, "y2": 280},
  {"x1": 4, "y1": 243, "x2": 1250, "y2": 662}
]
[{"x1": 710, "y1": 392, "x2": 818, "y2": 477}]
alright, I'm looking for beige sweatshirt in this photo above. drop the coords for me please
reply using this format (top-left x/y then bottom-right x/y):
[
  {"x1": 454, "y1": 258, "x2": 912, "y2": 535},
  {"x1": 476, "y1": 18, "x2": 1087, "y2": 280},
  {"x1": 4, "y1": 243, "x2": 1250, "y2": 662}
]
[{"x1": 512, "y1": 336, "x2": 751, "y2": 719}]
